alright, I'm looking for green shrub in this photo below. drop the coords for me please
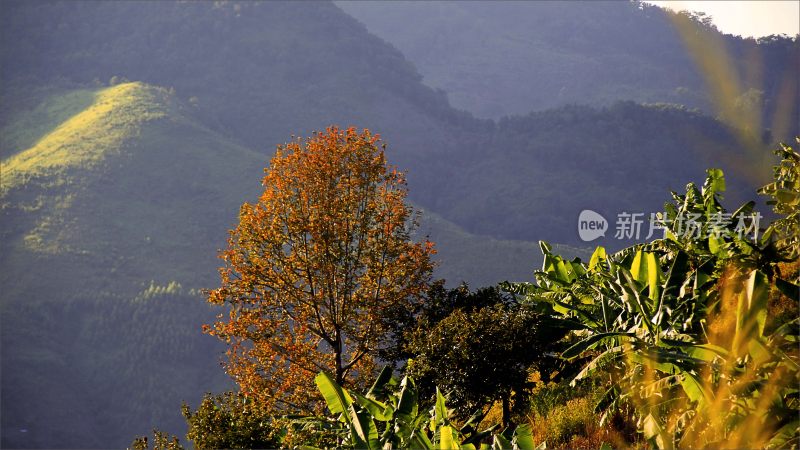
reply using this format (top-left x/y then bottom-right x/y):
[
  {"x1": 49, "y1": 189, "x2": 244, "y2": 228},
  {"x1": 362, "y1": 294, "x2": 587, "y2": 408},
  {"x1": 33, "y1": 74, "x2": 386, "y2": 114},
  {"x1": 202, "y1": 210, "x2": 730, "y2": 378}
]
[
  {"x1": 129, "y1": 430, "x2": 183, "y2": 450},
  {"x1": 181, "y1": 392, "x2": 279, "y2": 450}
]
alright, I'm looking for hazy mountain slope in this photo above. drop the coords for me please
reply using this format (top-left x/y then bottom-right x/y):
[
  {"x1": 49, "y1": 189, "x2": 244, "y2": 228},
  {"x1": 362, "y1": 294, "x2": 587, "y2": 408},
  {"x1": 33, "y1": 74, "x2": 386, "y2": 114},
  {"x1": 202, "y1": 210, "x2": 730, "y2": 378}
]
[
  {"x1": 337, "y1": 0, "x2": 799, "y2": 126},
  {"x1": 416, "y1": 207, "x2": 587, "y2": 286},
  {"x1": 0, "y1": 82, "x2": 567, "y2": 447},
  {"x1": 423, "y1": 102, "x2": 764, "y2": 244}
]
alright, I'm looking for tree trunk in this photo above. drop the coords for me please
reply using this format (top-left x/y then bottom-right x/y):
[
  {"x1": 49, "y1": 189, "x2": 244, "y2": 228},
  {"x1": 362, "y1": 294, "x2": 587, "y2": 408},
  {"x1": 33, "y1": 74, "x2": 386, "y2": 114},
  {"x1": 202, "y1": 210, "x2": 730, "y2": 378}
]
[
  {"x1": 502, "y1": 395, "x2": 511, "y2": 428},
  {"x1": 334, "y1": 329, "x2": 344, "y2": 385}
]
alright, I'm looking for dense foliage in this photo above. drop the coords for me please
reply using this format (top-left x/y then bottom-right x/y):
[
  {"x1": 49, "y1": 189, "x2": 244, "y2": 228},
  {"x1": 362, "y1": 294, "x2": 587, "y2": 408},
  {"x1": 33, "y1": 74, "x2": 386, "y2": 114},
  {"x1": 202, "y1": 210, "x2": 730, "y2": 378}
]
[
  {"x1": 181, "y1": 392, "x2": 277, "y2": 450},
  {"x1": 759, "y1": 139, "x2": 800, "y2": 259},
  {"x1": 504, "y1": 146, "x2": 800, "y2": 448},
  {"x1": 403, "y1": 286, "x2": 567, "y2": 425},
  {"x1": 134, "y1": 141, "x2": 797, "y2": 449},
  {"x1": 309, "y1": 368, "x2": 541, "y2": 450}
]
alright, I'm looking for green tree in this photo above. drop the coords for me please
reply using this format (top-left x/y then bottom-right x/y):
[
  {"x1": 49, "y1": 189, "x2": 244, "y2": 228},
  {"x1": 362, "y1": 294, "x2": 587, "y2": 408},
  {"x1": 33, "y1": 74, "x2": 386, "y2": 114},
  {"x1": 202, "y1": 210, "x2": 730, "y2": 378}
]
[
  {"x1": 405, "y1": 286, "x2": 567, "y2": 426},
  {"x1": 378, "y1": 282, "x2": 512, "y2": 367},
  {"x1": 181, "y1": 392, "x2": 279, "y2": 450}
]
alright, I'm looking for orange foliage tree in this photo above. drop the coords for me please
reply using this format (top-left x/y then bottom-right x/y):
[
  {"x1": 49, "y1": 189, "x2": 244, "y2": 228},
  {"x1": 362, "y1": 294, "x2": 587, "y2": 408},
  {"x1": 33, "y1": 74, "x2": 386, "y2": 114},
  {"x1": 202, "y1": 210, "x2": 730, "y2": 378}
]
[{"x1": 206, "y1": 126, "x2": 435, "y2": 413}]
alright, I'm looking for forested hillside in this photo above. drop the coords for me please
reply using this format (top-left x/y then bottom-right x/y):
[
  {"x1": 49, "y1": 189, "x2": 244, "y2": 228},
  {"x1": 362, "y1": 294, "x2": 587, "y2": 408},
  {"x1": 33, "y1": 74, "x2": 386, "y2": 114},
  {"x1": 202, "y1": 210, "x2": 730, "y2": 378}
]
[
  {"x1": 416, "y1": 102, "x2": 765, "y2": 243},
  {"x1": 338, "y1": 0, "x2": 799, "y2": 130},
  {"x1": 0, "y1": 81, "x2": 257, "y2": 447},
  {"x1": 0, "y1": 1, "x2": 794, "y2": 448}
]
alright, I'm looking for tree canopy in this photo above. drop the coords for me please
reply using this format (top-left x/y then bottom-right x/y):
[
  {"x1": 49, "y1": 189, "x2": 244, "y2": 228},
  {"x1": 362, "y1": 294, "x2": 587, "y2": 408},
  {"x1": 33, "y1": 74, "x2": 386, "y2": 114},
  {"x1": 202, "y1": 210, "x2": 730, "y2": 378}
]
[
  {"x1": 405, "y1": 286, "x2": 568, "y2": 426},
  {"x1": 205, "y1": 126, "x2": 435, "y2": 413}
]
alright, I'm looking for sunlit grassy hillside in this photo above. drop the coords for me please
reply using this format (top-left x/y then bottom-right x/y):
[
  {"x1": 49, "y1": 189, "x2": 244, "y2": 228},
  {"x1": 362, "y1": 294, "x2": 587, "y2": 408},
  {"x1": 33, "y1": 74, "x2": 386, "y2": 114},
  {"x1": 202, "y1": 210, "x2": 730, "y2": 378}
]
[
  {"x1": 2, "y1": 83, "x2": 170, "y2": 192},
  {"x1": 0, "y1": 87, "x2": 97, "y2": 160}
]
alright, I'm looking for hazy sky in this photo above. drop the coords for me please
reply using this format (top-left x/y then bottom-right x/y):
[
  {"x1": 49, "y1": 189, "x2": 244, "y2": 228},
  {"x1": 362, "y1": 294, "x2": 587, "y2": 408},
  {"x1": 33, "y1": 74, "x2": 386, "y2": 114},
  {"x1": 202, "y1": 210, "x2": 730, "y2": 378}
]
[{"x1": 645, "y1": 1, "x2": 799, "y2": 38}]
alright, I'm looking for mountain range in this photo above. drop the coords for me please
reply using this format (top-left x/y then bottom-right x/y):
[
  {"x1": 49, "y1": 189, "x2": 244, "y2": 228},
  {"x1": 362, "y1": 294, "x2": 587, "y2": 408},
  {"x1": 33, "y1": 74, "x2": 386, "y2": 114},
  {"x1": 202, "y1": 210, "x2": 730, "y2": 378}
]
[{"x1": 338, "y1": 1, "x2": 799, "y2": 125}]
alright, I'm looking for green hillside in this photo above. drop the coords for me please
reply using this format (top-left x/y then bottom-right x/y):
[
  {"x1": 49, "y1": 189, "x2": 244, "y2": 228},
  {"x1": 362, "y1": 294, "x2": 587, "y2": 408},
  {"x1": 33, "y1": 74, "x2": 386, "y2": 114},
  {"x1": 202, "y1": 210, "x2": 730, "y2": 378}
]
[
  {"x1": 2, "y1": 83, "x2": 172, "y2": 190},
  {"x1": 0, "y1": 81, "x2": 264, "y2": 448},
  {"x1": 0, "y1": 83, "x2": 571, "y2": 447},
  {"x1": 0, "y1": 87, "x2": 97, "y2": 160}
]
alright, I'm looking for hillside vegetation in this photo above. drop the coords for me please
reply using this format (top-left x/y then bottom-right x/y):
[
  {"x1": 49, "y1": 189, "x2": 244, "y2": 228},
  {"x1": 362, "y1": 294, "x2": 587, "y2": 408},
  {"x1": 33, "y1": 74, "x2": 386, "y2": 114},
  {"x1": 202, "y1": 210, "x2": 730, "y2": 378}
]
[
  {"x1": 0, "y1": 87, "x2": 97, "y2": 160},
  {"x1": 1, "y1": 82, "x2": 263, "y2": 447},
  {"x1": 424, "y1": 102, "x2": 765, "y2": 244}
]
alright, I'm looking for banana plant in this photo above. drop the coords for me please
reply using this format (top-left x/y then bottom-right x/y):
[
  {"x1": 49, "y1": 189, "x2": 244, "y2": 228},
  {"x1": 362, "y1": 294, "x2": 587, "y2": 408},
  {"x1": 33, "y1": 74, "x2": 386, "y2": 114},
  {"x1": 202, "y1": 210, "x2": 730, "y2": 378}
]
[
  {"x1": 309, "y1": 367, "x2": 543, "y2": 450},
  {"x1": 504, "y1": 165, "x2": 800, "y2": 448},
  {"x1": 758, "y1": 139, "x2": 800, "y2": 260}
]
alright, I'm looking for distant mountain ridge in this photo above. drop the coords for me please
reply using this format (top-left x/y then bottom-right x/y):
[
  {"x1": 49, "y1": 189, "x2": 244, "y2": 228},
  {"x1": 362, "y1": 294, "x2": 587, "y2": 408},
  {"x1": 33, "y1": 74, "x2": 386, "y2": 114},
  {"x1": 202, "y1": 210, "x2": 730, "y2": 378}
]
[
  {"x1": 337, "y1": 0, "x2": 799, "y2": 130},
  {"x1": 0, "y1": 0, "x2": 469, "y2": 157}
]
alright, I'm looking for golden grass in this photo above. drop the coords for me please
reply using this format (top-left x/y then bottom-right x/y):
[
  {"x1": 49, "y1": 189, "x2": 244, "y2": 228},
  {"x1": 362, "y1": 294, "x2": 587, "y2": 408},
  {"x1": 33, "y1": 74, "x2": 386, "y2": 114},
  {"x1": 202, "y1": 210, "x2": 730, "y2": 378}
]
[{"x1": 528, "y1": 395, "x2": 631, "y2": 449}]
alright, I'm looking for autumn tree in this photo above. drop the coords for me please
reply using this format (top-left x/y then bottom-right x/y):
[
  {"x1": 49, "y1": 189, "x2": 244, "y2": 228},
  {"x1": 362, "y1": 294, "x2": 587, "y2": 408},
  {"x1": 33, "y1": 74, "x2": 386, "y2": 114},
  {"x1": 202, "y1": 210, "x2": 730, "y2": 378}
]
[{"x1": 206, "y1": 126, "x2": 435, "y2": 413}]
